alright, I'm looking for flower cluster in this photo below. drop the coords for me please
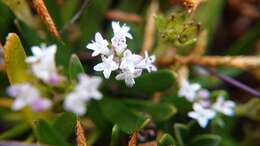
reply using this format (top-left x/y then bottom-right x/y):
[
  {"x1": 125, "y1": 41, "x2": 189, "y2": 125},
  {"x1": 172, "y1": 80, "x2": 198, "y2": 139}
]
[
  {"x1": 7, "y1": 44, "x2": 102, "y2": 115},
  {"x1": 178, "y1": 80, "x2": 236, "y2": 128},
  {"x1": 87, "y1": 21, "x2": 157, "y2": 87}
]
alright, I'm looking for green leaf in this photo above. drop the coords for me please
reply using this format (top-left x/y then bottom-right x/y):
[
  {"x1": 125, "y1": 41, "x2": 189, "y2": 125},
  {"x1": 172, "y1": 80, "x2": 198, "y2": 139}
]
[
  {"x1": 158, "y1": 133, "x2": 176, "y2": 146},
  {"x1": 0, "y1": 122, "x2": 30, "y2": 140},
  {"x1": 52, "y1": 112, "x2": 76, "y2": 139},
  {"x1": 174, "y1": 123, "x2": 190, "y2": 146},
  {"x1": 191, "y1": 134, "x2": 221, "y2": 146},
  {"x1": 34, "y1": 120, "x2": 70, "y2": 146},
  {"x1": 110, "y1": 124, "x2": 120, "y2": 146},
  {"x1": 0, "y1": 1, "x2": 13, "y2": 37},
  {"x1": 195, "y1": 0, "x2": 225, "y2": 45},
  {"x1": 69, "y1": 54, "x2": 84, "y2": 80},
  {"x1": 131, "y1": 70, "x2": 175, "y2": 95},
  {"x1": 4, "y1": 33, "x2": 31, "y2": 84},
  {"x1": 123, "y1": 99, "x2": 177, "y2": 121},
  {"x1": 99, "y1": 97, "x2": 151, "y2": 134},
  {"x1": 235, "y1": 98, "x2": 260, "y2": 121},
  {"x1": 45, "y1": 0, "x2": 63, "y2": 29}
]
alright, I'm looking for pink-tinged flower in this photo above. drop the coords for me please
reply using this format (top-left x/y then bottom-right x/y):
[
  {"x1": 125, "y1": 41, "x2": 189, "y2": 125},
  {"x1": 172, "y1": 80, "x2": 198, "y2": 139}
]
[
  {"x1": 7, "y1": 83, "x2": 51, "y2": 112},
  {"x1": 94, "y1": 55, "x2": 119, "y2": 79},
  {"x1": 87, "y1": 32, "x2": 110, "y2": 56},
  {"x1": 137, "y1": 51, "x2": 157, "y2": 72},
  {"x1": 120, "y1": 49, "x2": 142, "y2": 73},
  {"x1": 212, "y1": 96, "x2": 236, "y2": 116},
  {"x1": 188, "y1": 103, "x2": 216, "y2": 128},
  {"x1": 26, "y1": 44, "x2": 59, "y2": 84},
  {"x1": 178, "y1": 80, "x2": 201, "y2": 102},
  {"x1": 116, "y1": 69, "x2": 142, "y2": 87}
]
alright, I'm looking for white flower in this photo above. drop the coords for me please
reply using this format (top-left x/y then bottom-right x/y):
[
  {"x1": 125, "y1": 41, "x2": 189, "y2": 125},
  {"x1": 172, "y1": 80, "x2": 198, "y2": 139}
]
[
  {"x1": 116, "y1": 69, "x2": 142, "y2": 87},
  {"x1": 7, "y1": 83, "x2": 51, "y2": 111},
  {"x1": 111, "y1": 36, "x2": 127, "y2": 54},
  {"x1": 188, "y1": 103, "x2": 216, "y2": 128},
  {"x1": 120, "y1": 50, "x2": 142, "y2": 73},
  {"x1": 64, "y1": 92, "x2": 87, "y2": 116},
  {"x1": 87, "y1": 32, "x2": 110, "y2": 56},
  {"x1": 76, "y1": 74, "x2": 103, "y2": 100},
  {"x1": 196, "y1": 89, "x2": 211, "y2": 108},
  {"x1": 111, "y1": 21, "x2": 132, "y2": 54},
  {"x1": 112, "y1": 21, "x2": 132, "y2": 39},
  {"x1": 137, "y1": 51, "x2": 157, "y2": 72},
  {"x1": 26, "y1": 44, "x2": 59, "y2": 84},
  {"x1": 212, "y1": 96, "x2": 236, "y2": 116},
  {"x1": 63, "y1": 74, "x2": 103, "y2": 115},
  {"x1": 178, "y1": 80, "x2": 201, "y2": 102},
  {"x1": 94, "y1": 55, "x2": 119, "y2": 79}
]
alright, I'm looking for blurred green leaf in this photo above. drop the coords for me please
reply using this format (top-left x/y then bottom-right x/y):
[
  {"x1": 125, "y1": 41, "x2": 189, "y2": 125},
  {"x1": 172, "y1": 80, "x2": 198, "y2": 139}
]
[
  {"x1": 130, "y1": 70, "x2": 175, "y2": 95},
  {"x1": 52, "y1": 112, "x2": 76, "y2": 139},
  {"x1": 235, "y1": 98, "x2": 260, "y2": 121},
  {"x1": 45, "y1": 0, "x2": 63, "y2": 29},
  {"x1": 123, "y1": 99, "x2": 177, "y2": 121},
  {"x1": 0, "y1": 1, "x2": 13, "y2": 37},
  {"x1": 35, "y1": 119, "x2": 70, "y2": 146},
  {"x1": 158, "y1": 133, "x2": 176, "y2": 146},
  {"x1": 15, "y1": 20, "x2": 42, "y2": 48},
  {"x1": 3, "y1": 33, "x2": 31, "y2": 84},
  {"x1": 174, "y1": 123, "x2": 190, "y2": 146},
  {"x1": 61, "y1": 0, "x2": 79, "y2": 23},
  {"x1": 80, "y1": 0, "x2": 110, "y2": 47},
  {"x1": 191, "y1": 134, "x2": 221, "y2": 146},
  {"x1": 69, "y1": 54, "x2": 84, "y2": 80},
  {"x1": 226, "y1": 22, "x2": 260, "y2": 55},
  {"x1": 195, "y1": 0, "x2": 224, "y2": 45},
  {"x1": 110, "y1": 124, "x2": 120, "y2": 146},
  {"x1": 0, "y1": 122, "x2": 30, "y2": 140},
  {"x1": 99, "y1": 97, "x2": 151, "y2": 134}
]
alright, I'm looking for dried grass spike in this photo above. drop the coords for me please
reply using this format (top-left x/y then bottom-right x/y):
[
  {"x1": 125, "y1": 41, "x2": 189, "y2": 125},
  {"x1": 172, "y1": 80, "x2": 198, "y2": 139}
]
[
  {"x1": 76, "y1": 119, "x2": 87, "y2": 146},
  {"x1": 128, "y1": 131, "x2": 138, "y2": 146},
  {"x1": 32, "y1": 0, "x2": 61, "y2": 40}
]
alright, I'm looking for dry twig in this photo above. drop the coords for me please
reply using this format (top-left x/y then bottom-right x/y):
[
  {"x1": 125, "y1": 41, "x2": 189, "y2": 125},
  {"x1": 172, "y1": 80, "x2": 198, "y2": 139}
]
[
  {"x1": 32, "y1": 0, "x2": 61, "y2": 40},
  {"x1": 106, "y1": 10, "x2": 141, "y2": 23},
  {"x1": 141, "y1": 0, "x2": 159, "y2": 55}
]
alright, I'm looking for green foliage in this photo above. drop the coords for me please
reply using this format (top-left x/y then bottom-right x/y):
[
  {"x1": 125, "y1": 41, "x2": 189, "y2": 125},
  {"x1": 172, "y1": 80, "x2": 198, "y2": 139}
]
[
  {"x1": 158, "y1": 133, "x2": 176, "y2": 146},
  {"x1": 236, "y1": 98, "x2": 260, "y2": 121},
  {"x1": 110, "y1": 125, "x2": 120, "y2": 146},
  {"x1": 52, "y1": 112, "x2": 77, "y2": 139},
  {"x1": 155, "y1": 12, "x2": 200, "y2": 50},
  {"x1": 35, "y1": 119, "x2": 70, "y2": 146},
  {"x1": 174, "y1": 123, "x2": 190, "y2": 146},
  {"x1": 121, "y1": 70, "x2": 175, "y2": 95},
  {"x1": 191, "y1": 134, "x2": 221, "y2": 146},
  {"x1": 0, "y1": 122, "x2": 30, "y2": 140},
  {"x1": 3, "y1": 33, "x2": 32, "y2": 84},
  {"x1": 99, "y1": 97, "x2": 151, "y2": 134},
  {"x1": 69, "y1": 54, "x2": 84, "y2": 80},
  {"x1": 123, "y1": 99, "x2": 177, "y2": 121}
]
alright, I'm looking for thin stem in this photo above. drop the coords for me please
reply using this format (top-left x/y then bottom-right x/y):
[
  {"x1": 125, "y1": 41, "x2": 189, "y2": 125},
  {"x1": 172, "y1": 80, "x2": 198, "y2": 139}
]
[
  {"x1": 60, "y1": 0, "x2": 91, "y2": 33},
  {"x1": 208, "y1": 68, "x2": 260, "y2": 97}
]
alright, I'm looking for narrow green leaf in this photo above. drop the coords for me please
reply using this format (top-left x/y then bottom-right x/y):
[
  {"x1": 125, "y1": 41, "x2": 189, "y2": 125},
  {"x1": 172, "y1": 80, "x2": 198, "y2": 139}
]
[
  {"x1": 0, "y1": 122, "x2": 30, "y2": 140},
  {"x1": 174, "y1": 123, "x2": 190, "y2": 146},
  {"x1": 123, "y1": 99, "x2": 177, "y2": 121},
  {"x1": 69, "y1": 54, "x2": 84, "y2": 80},
  {"x1": 34, "y1": 120, "x2": 70, "y2": 146},
  {"x1": 110, "y1": 124, "x2": 120, "y2": 146},
  {"x1": 52, "y1": 112, "x2": 76, "y2": 139},
  {"x1": 191, "y1": 134, "x2": 221, "y2": 146},
  {"x1": 99, "y1": 97, "x2": 151, "y2": 134},
  {"x1": 4, "y1": 33, "x2": 31, "y2": 84},
  {"x1": 158, "y1": 133, "x2": 176, "y2": 146},
  {"x1": 45, "y1": 0, "x2": 63, "y2": 29}
]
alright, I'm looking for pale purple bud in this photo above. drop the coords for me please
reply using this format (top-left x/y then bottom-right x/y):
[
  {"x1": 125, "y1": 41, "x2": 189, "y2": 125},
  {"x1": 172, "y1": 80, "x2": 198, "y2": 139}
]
[
  {"x1": 197, "y1": 89, "x2": 210, "y2": 99},
  {"x1": 31, "y1": 98, "x2": 51, "y2": 112}
]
